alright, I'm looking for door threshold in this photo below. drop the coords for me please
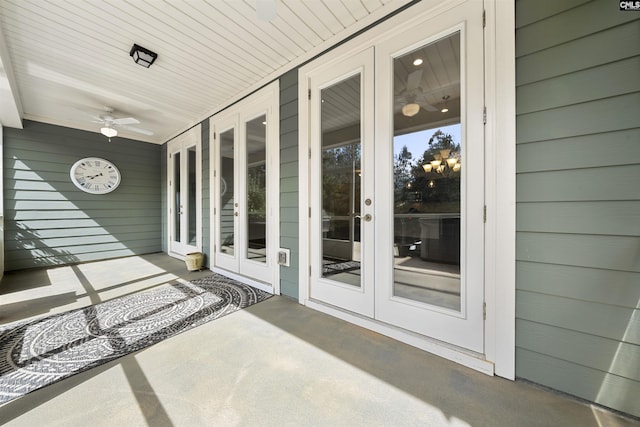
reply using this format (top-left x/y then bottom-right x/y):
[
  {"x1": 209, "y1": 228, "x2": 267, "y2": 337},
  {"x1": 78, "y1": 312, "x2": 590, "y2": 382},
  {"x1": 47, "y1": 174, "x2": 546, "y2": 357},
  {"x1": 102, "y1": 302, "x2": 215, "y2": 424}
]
[
  {"x1": 211, "y1": 267, "x2": 274, "y2": 294},
  {"x1": 305, "y1": 299, "x2": 494, "y2": 376}
]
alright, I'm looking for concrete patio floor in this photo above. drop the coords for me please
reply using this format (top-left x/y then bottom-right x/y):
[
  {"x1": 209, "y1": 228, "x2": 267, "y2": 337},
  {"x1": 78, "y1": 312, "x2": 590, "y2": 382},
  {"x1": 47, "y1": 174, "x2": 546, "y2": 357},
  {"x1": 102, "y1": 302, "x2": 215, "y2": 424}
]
[{"x1": 0, "y1": 253, "x2": 636, "y2": 426}]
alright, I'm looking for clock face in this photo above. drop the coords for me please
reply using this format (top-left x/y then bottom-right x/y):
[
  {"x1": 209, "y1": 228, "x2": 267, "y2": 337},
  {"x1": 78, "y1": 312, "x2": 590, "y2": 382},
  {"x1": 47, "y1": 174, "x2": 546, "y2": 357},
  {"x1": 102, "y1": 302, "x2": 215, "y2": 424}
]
[{"x1": 70, "y1": 157, "x2": 121, "y2": 194}]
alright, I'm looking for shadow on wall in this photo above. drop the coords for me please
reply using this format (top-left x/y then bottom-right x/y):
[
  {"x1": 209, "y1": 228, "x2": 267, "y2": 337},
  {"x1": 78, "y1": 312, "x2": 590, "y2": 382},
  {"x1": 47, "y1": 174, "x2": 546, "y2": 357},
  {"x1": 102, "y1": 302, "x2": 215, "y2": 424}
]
[
  {"x1": 3, "y1": 121, "x2": 162, "y2": 271},
  {"x1": 10, "y1": 223, "x2": 79, "y2": 268}
]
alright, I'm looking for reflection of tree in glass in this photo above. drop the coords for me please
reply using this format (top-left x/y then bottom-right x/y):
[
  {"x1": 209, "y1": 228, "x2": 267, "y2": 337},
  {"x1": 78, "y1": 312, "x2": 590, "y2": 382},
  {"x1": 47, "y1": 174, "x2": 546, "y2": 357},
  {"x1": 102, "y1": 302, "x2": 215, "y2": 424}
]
[
  {"x1": 394, "y1": 129, "x2": 461, "y2": 214},
  {"x1": 322, "y1": 144, "x2": 361, "y2": 217},
  {"x1": 394, "y1": 145, "x2": 413, "y2": 205},
  {"x1": 247, "y1": 164, "x2": 266, "y2": 220}
]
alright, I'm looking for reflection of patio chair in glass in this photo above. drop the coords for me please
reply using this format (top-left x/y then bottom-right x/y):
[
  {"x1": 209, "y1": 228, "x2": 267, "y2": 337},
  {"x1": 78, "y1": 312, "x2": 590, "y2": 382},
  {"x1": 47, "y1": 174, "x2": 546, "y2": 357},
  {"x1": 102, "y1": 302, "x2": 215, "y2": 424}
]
[{"x1": 395, "y1": 213, "x2": 421, "y2": 257}]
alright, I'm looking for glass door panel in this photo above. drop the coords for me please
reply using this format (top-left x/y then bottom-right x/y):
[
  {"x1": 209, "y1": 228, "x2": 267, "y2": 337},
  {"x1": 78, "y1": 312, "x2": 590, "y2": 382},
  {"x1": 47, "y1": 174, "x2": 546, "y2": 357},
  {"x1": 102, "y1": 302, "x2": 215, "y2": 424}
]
[
  {"x1": 246, "y1": 115, "x2": 267, "y2": 264},
  {"x1": 173, "y1": 151, "x2": 181, "y2": 244},
  {"x1": 391, "y1": 32, "x2": 462, "y2": 312},
  {"x1": 219, "y1": 128, "x2": 236, "y2": 258},
  {"x1": 188, "y1": 147, "x2": 197, "y2": 246},
  {"x1": 321, "y1": 76, "x2": 362, "y2": 287}
]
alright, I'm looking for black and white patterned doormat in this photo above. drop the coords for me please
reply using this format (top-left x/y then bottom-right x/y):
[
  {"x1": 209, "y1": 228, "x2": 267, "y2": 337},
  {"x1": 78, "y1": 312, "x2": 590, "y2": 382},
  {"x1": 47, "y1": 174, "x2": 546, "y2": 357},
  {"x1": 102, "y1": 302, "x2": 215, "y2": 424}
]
[{"x1": 0, "y1": 274, "x2": 271, "y2": 404}]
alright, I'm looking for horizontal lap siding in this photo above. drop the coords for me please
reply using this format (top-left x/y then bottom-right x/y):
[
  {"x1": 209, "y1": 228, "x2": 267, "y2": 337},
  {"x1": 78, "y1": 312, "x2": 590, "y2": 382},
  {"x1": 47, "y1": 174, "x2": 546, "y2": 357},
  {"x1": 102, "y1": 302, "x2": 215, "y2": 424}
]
[
  {"x1": 3, "y1": 121, "x2": 162, "y2": 271},
  {"x1": 516, "y1": 0, "x2": 640, "y2": 417},
  {"x1": 279, "y1": 69, "x2": 299, "y2": 298}
]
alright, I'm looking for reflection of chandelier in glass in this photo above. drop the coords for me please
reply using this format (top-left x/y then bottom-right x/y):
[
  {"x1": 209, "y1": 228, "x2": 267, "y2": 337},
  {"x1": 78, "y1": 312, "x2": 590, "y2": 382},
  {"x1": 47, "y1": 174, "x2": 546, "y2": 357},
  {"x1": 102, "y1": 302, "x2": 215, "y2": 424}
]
[{"x1": 422, "y1": 149, "x2": 461, "y2": 174}]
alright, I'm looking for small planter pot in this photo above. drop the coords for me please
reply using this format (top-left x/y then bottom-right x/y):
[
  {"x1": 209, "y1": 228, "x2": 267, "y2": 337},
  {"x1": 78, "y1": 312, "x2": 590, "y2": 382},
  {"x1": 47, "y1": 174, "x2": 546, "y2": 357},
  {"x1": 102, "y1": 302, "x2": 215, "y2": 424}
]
[{"x1": 185, "y1": 252, "x2": 204, "y2": 271}]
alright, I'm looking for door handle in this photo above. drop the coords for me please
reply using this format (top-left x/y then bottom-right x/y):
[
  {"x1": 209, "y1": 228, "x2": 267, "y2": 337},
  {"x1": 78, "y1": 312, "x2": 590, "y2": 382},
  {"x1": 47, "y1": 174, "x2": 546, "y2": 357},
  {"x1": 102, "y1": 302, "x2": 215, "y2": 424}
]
[{"x1": 354, "y1": 213, "x2": 372, "y2": 222}]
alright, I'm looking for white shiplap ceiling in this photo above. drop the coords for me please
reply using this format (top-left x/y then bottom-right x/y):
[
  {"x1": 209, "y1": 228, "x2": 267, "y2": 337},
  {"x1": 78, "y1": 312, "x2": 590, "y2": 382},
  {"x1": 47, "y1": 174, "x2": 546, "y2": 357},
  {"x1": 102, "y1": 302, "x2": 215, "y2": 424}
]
[{"x1": 0, "y1": 0, "x2": 413, "y2": 144}]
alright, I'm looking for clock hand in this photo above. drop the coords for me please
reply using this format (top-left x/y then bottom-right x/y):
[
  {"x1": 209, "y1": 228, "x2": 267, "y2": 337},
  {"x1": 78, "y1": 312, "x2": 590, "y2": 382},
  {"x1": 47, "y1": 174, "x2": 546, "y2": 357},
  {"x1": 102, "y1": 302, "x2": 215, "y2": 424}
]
[{"x1": 86, "y1": 173, "x2": 103, "y2": 180}]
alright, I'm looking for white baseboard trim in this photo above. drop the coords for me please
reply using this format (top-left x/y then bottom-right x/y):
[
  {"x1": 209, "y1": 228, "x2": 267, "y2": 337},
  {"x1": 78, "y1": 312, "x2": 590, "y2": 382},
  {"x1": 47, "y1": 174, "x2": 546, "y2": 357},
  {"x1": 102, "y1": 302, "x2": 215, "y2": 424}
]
[
  {"x1": 211, "y1": 267, "x2": 274, "y2": 294},
  {"x1": 306, "y1": 299, "x2": 495, "y2": 376}
]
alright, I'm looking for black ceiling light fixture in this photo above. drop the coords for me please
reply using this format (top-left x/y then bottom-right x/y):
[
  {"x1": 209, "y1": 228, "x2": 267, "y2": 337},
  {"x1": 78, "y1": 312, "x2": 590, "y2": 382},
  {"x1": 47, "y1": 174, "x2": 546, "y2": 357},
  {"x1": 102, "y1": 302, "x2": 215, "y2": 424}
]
[{"x1": 129, "y1": 44, "x2": 157, "y2": 68}]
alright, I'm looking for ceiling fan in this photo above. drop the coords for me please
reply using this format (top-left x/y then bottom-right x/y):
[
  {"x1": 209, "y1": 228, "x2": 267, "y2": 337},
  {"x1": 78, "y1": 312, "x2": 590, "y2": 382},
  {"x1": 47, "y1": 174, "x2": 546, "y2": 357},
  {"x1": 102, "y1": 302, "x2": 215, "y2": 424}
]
[
  {"x1": 92, "y1": 107, "x2": 153, "y2": 141},
  {"x1": 396, "y1": 69, "x2": 438, "y2": 117}
]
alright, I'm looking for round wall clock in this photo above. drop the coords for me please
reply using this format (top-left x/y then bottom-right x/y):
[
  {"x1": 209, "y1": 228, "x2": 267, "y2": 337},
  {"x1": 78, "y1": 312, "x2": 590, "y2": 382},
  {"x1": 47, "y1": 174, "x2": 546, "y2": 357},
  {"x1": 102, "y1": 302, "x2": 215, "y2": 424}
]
[{"x1": 70, "y1": 157, "x2": 121, "y2": 194}]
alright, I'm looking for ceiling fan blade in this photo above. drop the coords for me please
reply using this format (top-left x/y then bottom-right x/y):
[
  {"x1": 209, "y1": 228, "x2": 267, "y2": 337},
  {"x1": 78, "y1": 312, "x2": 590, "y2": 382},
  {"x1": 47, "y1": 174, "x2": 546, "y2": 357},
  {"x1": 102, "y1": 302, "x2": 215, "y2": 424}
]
[
  {"x1": 119, "y1": 125, "x2": 154, "y2": 136},
  {"x1": 406, "y1": 69, "x2": 423, "y2": 92},
  {"x1": 419, "y1": 102, "x2": 438, "y2": 112},
  {"x1": 113, "y1": 117, "x2": 139, "y2": 125},
  {"x1": 256, "y1": 0, "x2": 277, "y2": 21}
]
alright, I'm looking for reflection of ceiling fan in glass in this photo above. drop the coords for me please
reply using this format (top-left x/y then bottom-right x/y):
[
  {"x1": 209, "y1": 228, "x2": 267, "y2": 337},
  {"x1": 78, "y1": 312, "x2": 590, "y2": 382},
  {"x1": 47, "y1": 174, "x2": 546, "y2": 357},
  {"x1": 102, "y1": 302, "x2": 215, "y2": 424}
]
[{"x1": 397, "y1": 69, "x2": 438, "y2": 117}]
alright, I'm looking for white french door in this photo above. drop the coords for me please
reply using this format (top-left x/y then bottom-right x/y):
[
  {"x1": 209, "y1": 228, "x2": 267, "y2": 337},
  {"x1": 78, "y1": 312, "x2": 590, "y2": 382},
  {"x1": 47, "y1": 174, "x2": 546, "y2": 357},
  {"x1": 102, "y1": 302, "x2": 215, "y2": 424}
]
[
  {"x1": 309, "y1": 48, "x2": 375, "y2": 317},
  {"x1": 306, "y1": 1, "x2": 484, "y2": 352},
  {"x1": 374, "y1": 1, "x2": 485, "y2": 352},
  {"x1": 211, "y1": 83, "x2": 279, "y2": 286},
  {"x1": 168, "y1": 125, "x2": 201, "y2": 257}
]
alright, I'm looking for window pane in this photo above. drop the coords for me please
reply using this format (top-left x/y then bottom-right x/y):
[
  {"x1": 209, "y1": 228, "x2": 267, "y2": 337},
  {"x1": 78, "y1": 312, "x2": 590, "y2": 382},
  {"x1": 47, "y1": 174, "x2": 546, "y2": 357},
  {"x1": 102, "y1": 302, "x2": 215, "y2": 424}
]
[
  {"x1": 392, "y1": 32, "x2": 462, "y2": 311},
  {"x1": 173, "y1": 152, "x2": 181, "y2": 243},
  {"x1": 187, "y1": 147, "x2": 197, "y2": 246},
  {"x1": 219, "y1": 129, "x2": 235, "y2": 256},
  {"x1": 320, "y1": 74, "x2": 362, "y2": 287},
  {"x1": 246, "y1": 115, "x2": 267, "y2": 263}
]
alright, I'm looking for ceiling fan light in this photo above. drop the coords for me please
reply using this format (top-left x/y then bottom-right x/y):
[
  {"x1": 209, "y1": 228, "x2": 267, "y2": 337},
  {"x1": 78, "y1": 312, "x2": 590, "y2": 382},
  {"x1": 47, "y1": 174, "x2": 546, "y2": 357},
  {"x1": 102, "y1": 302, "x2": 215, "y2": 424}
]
[
  {"x1": 101, "y1": 126, "x2": 118, "y2": 138},
  {"x1": 402, "y1": 103, "x2": 420, "y2": 117},
  {"x1": 129, "y1": 44, "x2": 158, "y2": 68},
  {"x1": 441, "y1": 95, "x2": 450, "y2": 113}
]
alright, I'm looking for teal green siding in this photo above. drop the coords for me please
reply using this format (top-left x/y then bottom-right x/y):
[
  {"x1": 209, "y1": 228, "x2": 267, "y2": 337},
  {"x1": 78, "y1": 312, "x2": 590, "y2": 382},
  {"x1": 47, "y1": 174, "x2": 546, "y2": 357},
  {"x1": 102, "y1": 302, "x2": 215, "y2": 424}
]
[
  {"x1": 279, "y1": 69, "x2": 299, "y2": 299},
  {"x1": 3, "y1": 120, "x2": 162, "y2": 271},
  {"x1": 516, "y1": 0, "x2": 640, "y2": 417}
]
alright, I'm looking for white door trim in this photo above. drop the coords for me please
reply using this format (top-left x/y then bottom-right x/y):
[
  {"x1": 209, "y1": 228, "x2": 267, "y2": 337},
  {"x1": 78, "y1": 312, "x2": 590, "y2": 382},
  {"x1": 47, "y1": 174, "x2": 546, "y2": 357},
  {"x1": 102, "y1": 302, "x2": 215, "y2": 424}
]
[
  {"x1": 483, "y1": 0, "x2": 516, "y2": 380},
  {"x1": 299, "y1": 0, "x2": 515, "y2": 378}
]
